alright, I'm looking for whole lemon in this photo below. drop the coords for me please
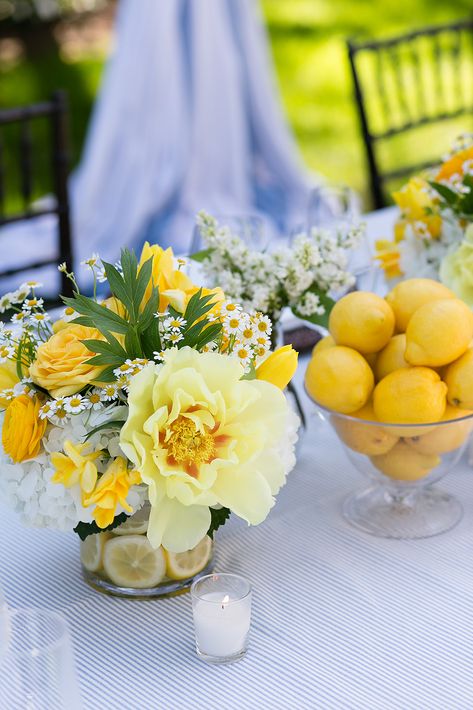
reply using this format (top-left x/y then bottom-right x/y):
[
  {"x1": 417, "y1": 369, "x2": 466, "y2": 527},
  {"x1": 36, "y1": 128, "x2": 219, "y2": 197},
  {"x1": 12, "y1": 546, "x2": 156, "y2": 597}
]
[
  {"x1": 312, "y1": 334, "x2": 336, "y2": 355},
  {"x1": 331, "y1": 402, "x2": 398, "y2": 455},
  {"x1": 305, "y1": 346, "x2": 374, "y2": 414},
  {"x1": 444, "y1": 348, "x2": 473, "y2": 409},
  {"x1": 405, "y1": 298, "x2": 473, "y2": 367},
  {"x1": 373, "y1": 367, "x2": 447, "y2": 424},
  {"x1": 370, "y1": 440, "x2": 440, "y2": 481},
  {"x1": 406, "y1": 404, "x2": 473, "y2": 455},
  {"x1": 375, "y1": 334, "x2": 410, "y2": 381},
  {"x1": 329, "y1": 291, "x2": 395, "y2": 354},
  {"x1": 386, "y1": 278, "x2": 455, "y2": 332}
]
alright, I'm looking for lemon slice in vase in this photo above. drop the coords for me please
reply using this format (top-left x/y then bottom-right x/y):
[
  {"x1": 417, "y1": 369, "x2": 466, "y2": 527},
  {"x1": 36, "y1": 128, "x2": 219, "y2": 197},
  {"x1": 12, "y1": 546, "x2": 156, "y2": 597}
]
[
  {"x1": 103, "y1": 535, "x2": 166, "y2": 588},
  {"x1": 112, "y1": 505, "x2": 149, "y2": 536},
  {"x1": 164, "y1": 537, "x2": 212, "y2": 581},
  {"x1": 81, "y1": 533, "x2": 109, "y2": 573}
]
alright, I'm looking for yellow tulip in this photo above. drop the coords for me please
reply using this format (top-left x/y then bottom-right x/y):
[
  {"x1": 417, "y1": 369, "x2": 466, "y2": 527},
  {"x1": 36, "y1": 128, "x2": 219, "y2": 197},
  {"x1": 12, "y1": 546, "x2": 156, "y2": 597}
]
[
  {"x1": 256, "y1": 345, "x2": 298, "y2": 390},
  {"x1": 2, "y1": 394, "x2": 47, "y2": 462}
]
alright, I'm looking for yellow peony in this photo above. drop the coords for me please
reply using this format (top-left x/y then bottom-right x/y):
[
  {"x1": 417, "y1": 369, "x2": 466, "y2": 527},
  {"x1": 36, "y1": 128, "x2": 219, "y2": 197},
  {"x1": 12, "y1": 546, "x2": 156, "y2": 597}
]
[
  {"x1": 120, "y1": 347, "x2": 293, "y2": 552},
  {"x1": 51, "y1": 440, "x2": 100, "y2": 503},
  {"x1": 138, "y1": 242, "x2": 223, "y2": 314},
  {"x1": 440, "y1": 225, "x2": 473, "y2": 307},
  {"x1": 2, "y1": 394, "x2": 47, "y2": 462},
  {"x1": 256, "y1": 345, "x2": 298, "y2": 389},
  {"x1": 29, "y1": 324, "x2": 105, "y2": 399},
  {"x1": 0, "y1": 360, "x2": 20, "y2": 408},
  {"x1": 83, "y1": 457, "x2": 141, "y2": 528}
]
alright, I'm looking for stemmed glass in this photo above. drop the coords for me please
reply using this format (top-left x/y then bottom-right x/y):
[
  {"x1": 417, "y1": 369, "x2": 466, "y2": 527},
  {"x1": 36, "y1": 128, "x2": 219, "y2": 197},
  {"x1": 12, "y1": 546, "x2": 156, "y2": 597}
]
[{"x1": 1, "y1": 608, "x2": 83, "y2": 709}]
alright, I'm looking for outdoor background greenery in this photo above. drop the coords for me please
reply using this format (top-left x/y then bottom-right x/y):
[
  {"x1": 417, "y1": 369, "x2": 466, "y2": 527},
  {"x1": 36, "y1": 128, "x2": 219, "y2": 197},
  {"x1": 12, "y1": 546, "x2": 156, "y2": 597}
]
[{"x1": 0, "y1": 0, "x2": 471, "y2": 210}]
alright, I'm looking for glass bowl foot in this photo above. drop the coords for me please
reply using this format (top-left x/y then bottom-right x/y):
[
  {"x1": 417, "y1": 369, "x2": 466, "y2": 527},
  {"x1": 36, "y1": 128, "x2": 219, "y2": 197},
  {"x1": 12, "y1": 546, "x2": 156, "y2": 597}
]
[{"x1": 342, "y1": 485, "x2": 463, "y2": 539}]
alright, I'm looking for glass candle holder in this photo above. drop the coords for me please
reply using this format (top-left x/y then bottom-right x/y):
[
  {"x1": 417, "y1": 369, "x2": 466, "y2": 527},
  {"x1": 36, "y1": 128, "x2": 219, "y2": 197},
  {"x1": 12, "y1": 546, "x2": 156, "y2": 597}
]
[{"x1": 191, "y1": 573, "x2": 252, "y2": 664}]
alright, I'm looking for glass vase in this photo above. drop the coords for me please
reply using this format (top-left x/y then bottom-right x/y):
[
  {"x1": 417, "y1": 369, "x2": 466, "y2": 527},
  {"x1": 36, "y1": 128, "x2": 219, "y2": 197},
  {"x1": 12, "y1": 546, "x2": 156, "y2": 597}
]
[{"x1": 80, "y1": 505, "x2": 214, "y2": 599}]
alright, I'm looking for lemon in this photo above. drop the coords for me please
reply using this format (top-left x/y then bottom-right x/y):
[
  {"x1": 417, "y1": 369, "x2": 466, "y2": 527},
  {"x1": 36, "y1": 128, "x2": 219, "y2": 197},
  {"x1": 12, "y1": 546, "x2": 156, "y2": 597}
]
[
  {"x1": 385, "y1": 278, "x2": 455, "y2": 332},
  {"x1": 370, "y1": 440, "x2": 440, "y2": 481},
  {"x1": 331, "y1": 402, "x2": 398, "y2": 455},
  {"x1": 312, "y1": 335, "x2": 336, "y2": 355},
  {"x1": 373, "y1": 367, "x2": 447, "y2": 424},
  {"x1": 329, "y1": 291, "x2": 395, "y2": 354},
  {"x1": 406, "y1": 404, "x2": 473, "y2": 455},
  {"x1": 444, "y1": 348, "x2": 473, "y2": 409},
  {"x1": 164, "y1": 536, "x2": 212, "y2": 581},
  {"x1": 81, "y1": 532, "x2": 109, "y2": 573},
  {"x1": 103, "y1": 535, "x2": 166, "y2": 588},
  {"x1": 405, "y1": 298, "x2": 473, "y2": 367},
  {"x1": 112, "y1": 505, "x2": 149, "y2": 535},
  {"x1": 305, "y1": 346, "x2": 374, "y2": 414},
  {"x1": 374, "y1": 334, "x2": 409, "y2": 381}
]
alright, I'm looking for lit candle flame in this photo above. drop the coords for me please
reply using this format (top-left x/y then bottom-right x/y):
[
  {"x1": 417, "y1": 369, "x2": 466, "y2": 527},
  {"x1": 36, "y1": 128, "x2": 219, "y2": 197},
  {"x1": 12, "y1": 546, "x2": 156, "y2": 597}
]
[{"x1": 221, "y1": 594, "x2": 230, "y2": 610}]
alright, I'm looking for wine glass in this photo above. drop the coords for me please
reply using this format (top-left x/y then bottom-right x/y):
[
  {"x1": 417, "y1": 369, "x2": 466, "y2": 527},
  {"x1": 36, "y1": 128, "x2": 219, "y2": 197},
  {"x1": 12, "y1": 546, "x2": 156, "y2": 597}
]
[{"x1": 1, "y1": 608, "x2": 83, "y2": 709}]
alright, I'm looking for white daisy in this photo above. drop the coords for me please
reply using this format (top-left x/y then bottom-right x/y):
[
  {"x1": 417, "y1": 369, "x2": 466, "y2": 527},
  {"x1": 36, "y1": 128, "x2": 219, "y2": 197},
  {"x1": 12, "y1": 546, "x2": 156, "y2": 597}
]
[
  {"x1": 0, "y1": 344, "x2": 15, "y2": 363},
  {"x1": 29, "y1": 312, "x2": 50, "y2": 324},
  {"x1": 163, "y1": 316, "x2": 186, "y2": 331},
  {"x1": 0, "y1": 295, "x2": 12, "y2": 313},
  {"x1": 100, "y1": 384, "x2": 120, "y2": 401},
  {"x1": 39, "y1": 400, "x2": 57, "y2": 419},
  {"x1": 153, "y1": 350, "x2": 166, "y2": 362},
  {"x1": 22, "y1": 297, "x2": 44, "y2": 311},
  {"x1": 224, "y1": 315, "x2": 241, "y2": 334},
  {"x1": 11, "y1": 312, "x2": 27, "y2": 323},
  {"x1": 81, "y1": 253, "x2": 101, "y2": 268},
  {"x1": 20, "y1": 281, "x2": 42, "y2": 290},
  {"x1": 64, "y1": 395, "x2": 86, "y2": 414},
  {"x1": 0, "y1": 388, "x2": 14, "y2": 403},
  {"x1": 84, "y1": 390, "x2": 103, "y2": 411},
  {"x1": 165, "y1": 332, "x2": 184, "y2": 345}
]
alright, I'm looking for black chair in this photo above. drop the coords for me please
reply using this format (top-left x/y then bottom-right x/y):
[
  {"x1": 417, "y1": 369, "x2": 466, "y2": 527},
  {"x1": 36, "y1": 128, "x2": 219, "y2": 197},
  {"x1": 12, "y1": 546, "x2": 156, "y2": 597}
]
[
  {"x1": 347, "y1": 19, "x2": 473, "y2": 209},
  {"x1": 0, "y1": 90, "x2": 74, "y2": 302}
]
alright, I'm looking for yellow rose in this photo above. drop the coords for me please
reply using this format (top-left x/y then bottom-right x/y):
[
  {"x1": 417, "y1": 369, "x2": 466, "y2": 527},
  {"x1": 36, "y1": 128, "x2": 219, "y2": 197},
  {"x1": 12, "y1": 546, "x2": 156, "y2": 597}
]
[
  {"x1": 30, "y1": 324, "x2": 105, "y2": 399},
  {"x1": 2, "y1": 394, "x2": 47, "y2": 462},
  {"x1": 0, "y1": 360, "x2": 20, "y2": 408},
  {"x1": 120, "y1": 347, "x2": 294, "y2": 552},
  {"x1": 138, "y1": 242, "x2": 223, "y2": 314},
  {"x1": 256, "y1": 345, "x2": 298, "y2": 390}
]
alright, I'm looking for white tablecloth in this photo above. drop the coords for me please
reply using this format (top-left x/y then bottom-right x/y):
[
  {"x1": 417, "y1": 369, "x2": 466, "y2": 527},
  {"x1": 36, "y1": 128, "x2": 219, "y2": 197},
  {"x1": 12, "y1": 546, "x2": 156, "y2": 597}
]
[{"x1": 6, "y1": 207, "x2": 473, "y2": 710}]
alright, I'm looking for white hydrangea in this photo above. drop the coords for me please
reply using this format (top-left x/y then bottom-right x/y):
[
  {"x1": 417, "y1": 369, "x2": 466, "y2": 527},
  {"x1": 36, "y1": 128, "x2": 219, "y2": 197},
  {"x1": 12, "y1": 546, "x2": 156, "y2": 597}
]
[
  {"x1": 0, "y1": 406, "x2": 147, "y2": 531},
  {"x1": 398, "y1": 213, "x2": 464, "y2": 280}
]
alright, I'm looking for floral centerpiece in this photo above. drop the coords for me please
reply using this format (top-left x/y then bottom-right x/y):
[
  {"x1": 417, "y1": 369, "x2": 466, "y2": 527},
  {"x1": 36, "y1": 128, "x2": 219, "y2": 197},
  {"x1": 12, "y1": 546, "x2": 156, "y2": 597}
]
[
  {"x1": 0, "y1": 245, "x2": 299, "y2": 596},
  {"x1": 375, "y1": 134, "x2": 473, "y2": 303},
  {"x1": 192, "y1": 211, "x2": 363, "y2": 335}
]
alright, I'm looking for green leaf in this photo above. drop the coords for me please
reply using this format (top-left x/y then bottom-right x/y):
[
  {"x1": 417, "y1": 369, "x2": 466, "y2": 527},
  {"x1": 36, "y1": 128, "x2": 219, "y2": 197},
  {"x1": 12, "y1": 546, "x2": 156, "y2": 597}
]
[
  {"x1": 83, "y1": 420, "x2": 126, "y2": 441},
  {"x1": 63, "y1": 294, "x2": 129, "y2": 335},
  {"x1": 207, "y1": 507, "x2": 231, "y2": 539},
  {"x1": 81, "y1": 338, "x2": 127, "y2": 359},
  {"x1": 137, "y1": 286, "x2": 160, "y2": 332},
  {"x1": 120, "y1": 249, "x2": 138, "y2": 296},
  {"x1": 86, "y1": 353, "x2": 123, "y2": 367},
  {"x1": 190, "y1": 248, "x2": 214, "y2": 262},
  {"x1": 241, "y1": 362, "x2": 256, "y2": 380},
  {"x1": 134, "y1": 257, "x2": 153, "y2": 315},
  {"x1": 195, "y1": 322, "x2": 222, "y2": 349},
  {"x1": 95, "y1": 365, "x2": 118, "y2": 383},
  {"x1": 125, "y1": 329, "x2": 143, "y2": 359},
  {"x1": 73, "y1": 512, "x2": 129, "y2": 541},
  {"x1": 101, "y1": 261, "x2": 133, "y2": 315},
  {"x1": 429, "y1": 181, "x2": 459, "y2": 206},
  {"x1": 141, "y1": 325, "x2": 162, "y2": 360}
]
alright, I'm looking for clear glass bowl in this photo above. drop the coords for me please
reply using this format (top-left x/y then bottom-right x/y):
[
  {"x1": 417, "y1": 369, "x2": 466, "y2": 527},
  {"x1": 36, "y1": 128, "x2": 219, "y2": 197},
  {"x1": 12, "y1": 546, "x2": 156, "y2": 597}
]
[
  {"x1": 316, "y1": 406, "x2": 473, "y2": 539},
  {"x1": 80, "y1": 505, "x2": 214, "y2": 599}
]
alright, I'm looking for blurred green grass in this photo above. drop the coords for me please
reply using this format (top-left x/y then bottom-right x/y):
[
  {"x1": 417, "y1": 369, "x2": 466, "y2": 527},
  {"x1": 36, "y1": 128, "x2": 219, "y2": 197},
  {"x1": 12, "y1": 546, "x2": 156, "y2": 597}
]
[{"x1": 0, "y1": 0, "x2": 471, "y2": 211}]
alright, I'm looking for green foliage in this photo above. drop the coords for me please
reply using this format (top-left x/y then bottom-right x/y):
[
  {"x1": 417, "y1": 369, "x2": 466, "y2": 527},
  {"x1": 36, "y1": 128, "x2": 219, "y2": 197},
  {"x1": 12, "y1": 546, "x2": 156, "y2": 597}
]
[
  {"x1": 292, "y1": 287, "x2": 335, "y2": 328},
  {"x1": 73, "y1": 512, "x2": 129, "y2": 541},
  {"x1": 430, "y1": 179, "x2": 473, "y2": 218},
  {"x1": 207, "y1": 507, "x2": 231, "y2": 539}
]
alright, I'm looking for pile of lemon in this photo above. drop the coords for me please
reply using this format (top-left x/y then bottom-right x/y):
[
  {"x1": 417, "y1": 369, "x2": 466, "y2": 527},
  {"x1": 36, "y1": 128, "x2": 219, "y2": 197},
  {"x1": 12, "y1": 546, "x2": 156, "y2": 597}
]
[{"x1": 305, "y1": 278, "x2": 473, "y2": 481}]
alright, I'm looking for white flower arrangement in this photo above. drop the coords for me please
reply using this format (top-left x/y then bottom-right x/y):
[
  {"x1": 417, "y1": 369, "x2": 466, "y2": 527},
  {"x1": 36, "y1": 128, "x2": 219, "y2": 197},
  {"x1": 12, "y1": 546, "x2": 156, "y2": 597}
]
[{"x1": 193, "y1": 211, "x2": 363, "y2": 327}]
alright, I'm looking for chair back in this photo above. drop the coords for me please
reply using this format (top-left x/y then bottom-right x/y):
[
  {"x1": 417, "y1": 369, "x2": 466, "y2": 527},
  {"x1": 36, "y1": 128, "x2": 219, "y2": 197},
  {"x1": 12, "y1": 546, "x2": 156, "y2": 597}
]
[
  {"x1": 347, "y1": 19, "x2": 473, "y2": 208},
  {"x1": 0, "y1": 90, "x2": 73, "y2": 301}
]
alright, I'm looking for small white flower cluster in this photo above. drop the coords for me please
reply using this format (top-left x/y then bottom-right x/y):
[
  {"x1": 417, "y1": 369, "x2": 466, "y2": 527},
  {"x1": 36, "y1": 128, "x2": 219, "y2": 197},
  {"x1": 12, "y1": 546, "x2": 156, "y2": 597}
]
[
  {"x1": 154, "y1": 314, "x2": 188, "y2": 346},
  {"x1": 80, "y1": 252, "x2": 123, "y2": 284},
  {"x1": 195, "y1": 212, "x2": 362, "y2": 321},
  {"x1": 219, "y1": 301, "x2": 272, "y2": 369},
  {"x1": 112, "y1": 358, "x2": 150, "y2": 390},
  {"x1": 0, "y1": 407, "x2": 147, "y2": 531}
]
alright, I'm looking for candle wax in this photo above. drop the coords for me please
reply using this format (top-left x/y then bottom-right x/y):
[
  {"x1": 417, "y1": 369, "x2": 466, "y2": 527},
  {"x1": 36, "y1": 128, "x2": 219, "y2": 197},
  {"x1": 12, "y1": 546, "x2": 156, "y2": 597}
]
[{"x1": 193, "y1": 592, "x2": 251, "y2": 658}]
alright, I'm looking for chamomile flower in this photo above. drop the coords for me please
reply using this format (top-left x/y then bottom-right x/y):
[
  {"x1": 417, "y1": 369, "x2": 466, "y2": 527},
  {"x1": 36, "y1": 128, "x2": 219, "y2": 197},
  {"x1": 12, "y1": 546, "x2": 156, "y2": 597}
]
[
  {"x1": 101, "y1": 384, "x2": 120, "y2": 401},
  {"x1": 114, "y1": 362, "x2": 134, "y2": 377},
  {"x1": 22, "y1": 297, "x2": 44, "y2": 311},
  {"x1": 61, "y1": 306, "x2": 76, "y2": 322},
  {"x1": 224, "y1": 315, "x2": 241, "y2": 334},
  {"x1": 165, "y1": 332, "x2": 184, "y2": 345},
  {"x1": 0, "y1": 294, "x2": 13, "y2": 313},
  {"x1": 11, "y1": 287, "x2": 30, "y2": 303},
  {"x1": 115, "y1": 374, "x2": 130, "y2": 390},
  {"x1": 84, "y1": 390, "x2": 103, "y2": 410},
  {"x1": 81, "y1": 253, "x2": 101, "y2": 268},
  {"x1": 39, "y1": 401, "x2": 56, "y2": 420},
  {"x1": 20, "y1": 281, "x2": 42, "y2": 291},
  {"x1": 221, "y1": 301, "x2": 242, "y2": 316},
  {"x1": 240, "y1": 324, "x2": 258, "y2": 344},
  {"x1": 153, "y1": 350, "x2": 166, "y2": 362},
  {"x1": 164, "y1": 316, "x2": 186, "y2": 331},
  {"x1": 235, "y1": 345, "x2": 251, "y2": 367},
  {"x1": 13, "y1": 379, "x2": 33, "y2": 397},
  {"x1": 0, "y1": 344, "x2": 15, "y2": 362},
  {"x1": 64, "y1": 395, "x2": 86, "y2": 414},
  {"x1": 29, "y1": 312, "x2": 51, "y2": 325},
  {"x1": 49, "y1": 407, "x2": 70, "y2": 425},
  {"x1": 11, "y1": 312, "x2": 27, "y2": 323},
  {"x1": 253, "y1": 314, "x2": 272, "y2": 335}
]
